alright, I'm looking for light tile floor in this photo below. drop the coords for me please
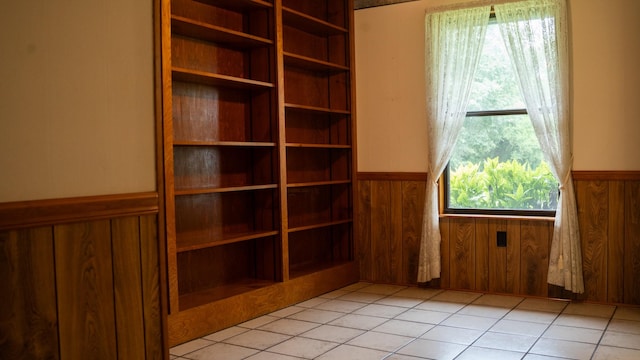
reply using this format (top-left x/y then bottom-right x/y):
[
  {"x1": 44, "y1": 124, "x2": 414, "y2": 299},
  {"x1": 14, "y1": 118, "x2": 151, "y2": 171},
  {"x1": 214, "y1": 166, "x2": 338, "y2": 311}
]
[{"x1": 170, "y1": 282, "x2": 640, "y2": 360}]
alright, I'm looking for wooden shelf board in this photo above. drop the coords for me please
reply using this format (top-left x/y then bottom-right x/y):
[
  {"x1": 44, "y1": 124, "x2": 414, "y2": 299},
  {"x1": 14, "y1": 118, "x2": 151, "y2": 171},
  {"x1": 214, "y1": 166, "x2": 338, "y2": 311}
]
[
  {"x1": 171, "y1": 16, "x2": 272, "y2": 48},
  {"x1": 282, "y1": 7, "x2": 347, "y2": 36},
  {"x1": 172, "y1": 67, "x2": 274, "y2": 90},
  {"x1": 177, "y1": 229, "x2": 279, "y2": 253},
  {"x1": 287, "y1": 219, "x2": 353, "y2": 233},
  {"x1": 174, "y1": 184, "x2": 278, "y2": 196},
  {"x1": 194, "y1": 0, "x2": 273, "y2": 12},
  {"x1": 284, "y1": 103, "x2": 350, "y2": 115},
  {"x1": 286, "y1": 143, "x2": 351, "y2": 149},
  {"x1": 178, "y1": 278, "x2": 276, "y2": 311},
  {"x1": 287, "y1": 180, "x2": 351, "y2": 188},
  {"x1": 283, "y1": 52, "x2": 348, "y2": 72},
  {"x1": 174, "y1": 140, "x2": 276, "y2": 147}
]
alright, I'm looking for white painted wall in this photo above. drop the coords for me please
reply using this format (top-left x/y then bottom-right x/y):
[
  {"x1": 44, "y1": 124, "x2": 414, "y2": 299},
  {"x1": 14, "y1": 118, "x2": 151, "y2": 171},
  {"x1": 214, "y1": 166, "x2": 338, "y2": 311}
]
[
  {"x1": 0, "y1": 0, "x2": 156, "y2": 202},
  {"x1": 355, "y1": 0, "x2": 640, "y2": 172}
]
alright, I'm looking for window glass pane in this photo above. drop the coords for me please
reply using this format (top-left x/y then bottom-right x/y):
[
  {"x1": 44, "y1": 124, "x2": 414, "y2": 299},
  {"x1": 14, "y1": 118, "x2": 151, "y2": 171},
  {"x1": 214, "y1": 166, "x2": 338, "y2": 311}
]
[
  {"x1": 448, "y1": 115, "x2": 557, "y2": 211},
  {"x1": 467, "y1": 22, "x2": 525, "y2": 112}
]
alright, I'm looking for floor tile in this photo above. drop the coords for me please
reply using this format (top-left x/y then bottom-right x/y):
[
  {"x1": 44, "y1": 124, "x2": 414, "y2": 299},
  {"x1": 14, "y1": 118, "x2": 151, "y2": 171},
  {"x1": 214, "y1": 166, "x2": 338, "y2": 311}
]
[
  {"x1": 319, "y1": 289, "x2": 351, "y2": 299},
  {"x1": 541, "y1": 324, "x2": 603, "y2": 343},
  {"x1": 329, "y1": 313, "x2": 389, "y2": 330},
  {"x1": 239, "y1": 315, "x2": 279, "y2": 329},
  {"x1": 562, "y1": 302, "x2": 616, "y2": 318},
  {"x1": 472, "y1": 294, "x2": 524, "y2": 308},
  {"x1": 553, "y1": 313, "x2": 609, "y2": 330},
  {"x1": 340, "y1": 282, "x2": 372, "y2": 291},
  {"x1": 395, "y1": 308, "x2": 450, "y2": 325},
  {"x1": 592, "y1": 345, "x2": 640, "y2": 360},
  {"x1": 258, "y1": 318, "x2": 320, "y2": 336},
  {"x1": 396, "y1": 338, "x2": 466, "y2": 360},
  {"x1": 613, "y1": 306, "x2": 640, "y2": 322},
  {"x1": 430, "y1": 290, "x2": 482, "y2": 304},
  {"x1": 170, "y1": 286, "x2": 640, "y2": 360},
  {"x1": 414, "y1": 300, "x2": 466, "y2": 313},
  {"x1": 183, "y1": 343, "x2": 258, "y2": 360},
  {"x1": 299, "y1": 324, "x2": 365, "y2": 343},
  {"x1": 315, "y1": 299, "x2": 367, "y2": 313},
  {"x1": 202, "y1": 326, "x2": 248, "y2": 342},
  {"x1": 385, "y1": 354, "x2": 427, "y2": 360},
  {"x1": 316, "y1": 344, "x2": 390, "y2": 360},
  {"x1": 420, "y1": 325, "x2": 483, "y2": 345},
  {"x1": 516, "y1": 298, "x2": 567, "y2": 313},
  {"x1": 359, "y1": 283, "x2": 407, "y2": 295},
  {"x1": 529, "y1": 338, "x2": 596, "y2": 360},
  {"x1": 440, "y1": 314, "x2": 498, "y2": 331},
  {"x1": 338, "y1": 291, "x2": 387, "y2": 303},
  {"x1": 269, "y1": 306, "x2": 305, "y2": 318},
  {"x1": 490, "y1": 319, "x2": 548, "y2": 337},
  {"x1": 224, "y1": 329, "x2": 290, "y2": 350},
  {"x1": 504, "y1": 309, "x2": 559, "y2": 324},
  {"x1": 267, "y1": 337, "x2": 338, "y2": 359},
  {"x1": 457, "y1": 304, "x2": 511, "y2": 318},
  {"x1": 296, "y1": 297, "x2": 329, "y2": 308},
  {"x1": 372, "y1": 319, "x2": 434, "y2": 338},
  {"x1": 244, "y1": 352, "x2": 303, "y2": 360},
  {"x1": 473, "y1": 331, "x2": 537, "y2": 352},
  {"x1": 522, "y1": 354, "x2": 567, "y2": 360},
  {"x1": 288, "y1": 308, "x2": 344, "y2": 324},
  {"x1": 170, "y1": 338, "x2": 214, "y2": 356},
  {"x1": 607, "y1": 319, "x2": 640, "y2": 334},
  {"x1": 354, "y1": 303, "x2": 407, "y2": 318},
  {"x1": 375, "y1": 296, "x2": 424, "y2": 308},
  {"x1": 347, "y1": 331, "x2": 414, "y2": 352},
  {"x1": 600, "y1": 331, "x2": 640, "y2": 349},
  {"x1": 455, "y1": 346, "x2": 524, "y2": 360},
  {"x1": 393, "y1": 287, "x2": 442, "y2": 300}
]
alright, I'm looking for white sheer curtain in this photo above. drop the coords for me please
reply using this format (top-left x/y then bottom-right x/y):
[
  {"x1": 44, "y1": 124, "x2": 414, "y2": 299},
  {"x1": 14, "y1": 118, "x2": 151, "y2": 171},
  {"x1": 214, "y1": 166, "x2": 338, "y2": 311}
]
[
  {"x1": 495, "y1": 0, "x2": 584, "y2": 293},
  {"x1": 418, "y1": 6, "x2": 490, "y2": 283}
]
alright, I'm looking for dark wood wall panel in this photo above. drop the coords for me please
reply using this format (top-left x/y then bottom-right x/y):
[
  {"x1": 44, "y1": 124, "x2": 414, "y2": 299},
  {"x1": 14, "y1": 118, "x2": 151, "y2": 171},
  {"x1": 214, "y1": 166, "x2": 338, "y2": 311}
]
[
  {"x1": 357, "y1": 172, "x2": 640, "y2": 305},
  {"x1": 0, "y1": 193, "x2": 165, "y2": 360},
  {"x1": 625, "y1": 181, "x2": 640, "y2": 304},
  {"x1": 0, "y1": 227, "x2": 58, "y2": 359},
  {"x1": 55, "y1": 221, "x2": 118, "y2": 359}
]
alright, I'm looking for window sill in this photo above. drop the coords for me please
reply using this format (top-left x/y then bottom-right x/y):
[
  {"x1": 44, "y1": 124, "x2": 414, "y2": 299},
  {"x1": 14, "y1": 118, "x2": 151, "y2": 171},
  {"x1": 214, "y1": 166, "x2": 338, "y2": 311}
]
[{"x1": 439, "y1": 213, "x2": 555, "y2": 222}]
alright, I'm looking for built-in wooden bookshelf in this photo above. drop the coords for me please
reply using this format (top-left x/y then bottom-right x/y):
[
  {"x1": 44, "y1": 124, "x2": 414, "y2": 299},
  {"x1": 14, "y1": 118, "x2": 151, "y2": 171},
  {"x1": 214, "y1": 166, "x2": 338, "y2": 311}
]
[{"x1": 160, "y1": 0, "x2": 357, "y2": 345}]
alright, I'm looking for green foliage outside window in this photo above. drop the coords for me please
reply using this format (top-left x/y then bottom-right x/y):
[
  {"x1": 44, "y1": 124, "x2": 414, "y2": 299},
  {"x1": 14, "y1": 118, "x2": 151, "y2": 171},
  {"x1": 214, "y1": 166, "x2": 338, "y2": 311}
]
[{"x1": 449, "y1": 157, "x2": 558, "y2": 210}]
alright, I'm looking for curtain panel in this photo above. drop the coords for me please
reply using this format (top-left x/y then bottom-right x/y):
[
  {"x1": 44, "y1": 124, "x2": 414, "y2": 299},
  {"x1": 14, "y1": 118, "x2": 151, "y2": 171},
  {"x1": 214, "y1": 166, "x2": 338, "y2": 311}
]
[
  {"x1": 419, "y1": 6, "x2": 490, "y2": 282},
  {"x1": 420, "y1": 0, "x2": 583, "y2": 293}
]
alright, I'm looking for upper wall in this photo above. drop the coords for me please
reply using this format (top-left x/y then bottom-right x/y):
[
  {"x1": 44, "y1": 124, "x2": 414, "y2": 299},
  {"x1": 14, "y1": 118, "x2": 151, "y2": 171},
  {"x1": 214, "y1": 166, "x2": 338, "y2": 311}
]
[
  {"x1": 0, "y1": 0, "x2": 156, "y2": 202},
  {"x1": 355, "y1": 0, "x2": 640, "y2": 172}
]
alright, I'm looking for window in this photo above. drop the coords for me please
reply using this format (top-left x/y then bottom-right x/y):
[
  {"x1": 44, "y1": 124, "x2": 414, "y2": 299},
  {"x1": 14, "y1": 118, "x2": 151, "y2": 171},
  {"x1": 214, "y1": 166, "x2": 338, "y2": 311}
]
[{"x1": 444, "y1": 19, "x2": 557, "y2": 216}]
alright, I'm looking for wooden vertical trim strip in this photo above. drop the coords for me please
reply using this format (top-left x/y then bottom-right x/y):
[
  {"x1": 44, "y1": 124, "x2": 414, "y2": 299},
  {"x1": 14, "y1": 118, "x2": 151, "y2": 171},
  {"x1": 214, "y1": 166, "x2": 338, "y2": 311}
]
[
  {"x1": 475, "y1": 219, "x2": 489, "y2": 291},
  {"x1": 55, "y1": 221, "x2": 117, "y2": 359},
  {"x1": 370, "y1": 181, "x2": 391, "y2": 282},
  {"x1": 390, "y1": 181, "x2": 404, "y2": 284},
  {"x1": 608, "y1": 181, "x2": 625, "y2": 303},
  {"x1": 624, "y1": 181, "x2": 640, "y2": 304},
  {"x1": 357, "y1": 180, "x2": 372, "y2": 281},
  {"x1": 140, "y1": 215, "x2": 164, "y2": 359},
  {"x1": 401, "y1": 181, "x2": 425, "y2": 285},
  {"x1": 112, "y1": 217, "x2": 146, "y2": 359}
]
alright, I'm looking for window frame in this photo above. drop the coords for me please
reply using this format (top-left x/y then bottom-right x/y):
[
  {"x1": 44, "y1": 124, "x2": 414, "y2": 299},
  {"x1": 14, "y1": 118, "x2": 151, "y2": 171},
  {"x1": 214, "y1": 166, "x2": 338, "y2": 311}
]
[{"x1": 442, "y1": 100, "x2": 557, "y2": 218}]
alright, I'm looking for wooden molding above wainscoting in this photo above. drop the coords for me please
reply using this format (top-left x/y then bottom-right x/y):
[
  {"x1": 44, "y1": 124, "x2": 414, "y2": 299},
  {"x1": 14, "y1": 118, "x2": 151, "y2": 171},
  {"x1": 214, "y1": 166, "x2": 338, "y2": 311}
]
[
  {"x1": 571, "y1": 171, "x2": 640, "y2": 180},
  {"x1": 0, "y1": 192, "x2": 159, "y2": 231},
  {"x1": 358, "y1": 170, "x2": 640, "y2": 181}
]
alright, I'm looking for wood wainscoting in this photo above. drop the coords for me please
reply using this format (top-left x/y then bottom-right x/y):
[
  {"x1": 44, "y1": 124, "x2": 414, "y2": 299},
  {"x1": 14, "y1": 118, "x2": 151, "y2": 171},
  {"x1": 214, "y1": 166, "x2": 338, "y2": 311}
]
[
  {"x1": 357, "y1": 171, "x2": 640, "y2": 305},
  {"x1": 0, "y1": 192, "x2": 166, "y2": 360}
]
